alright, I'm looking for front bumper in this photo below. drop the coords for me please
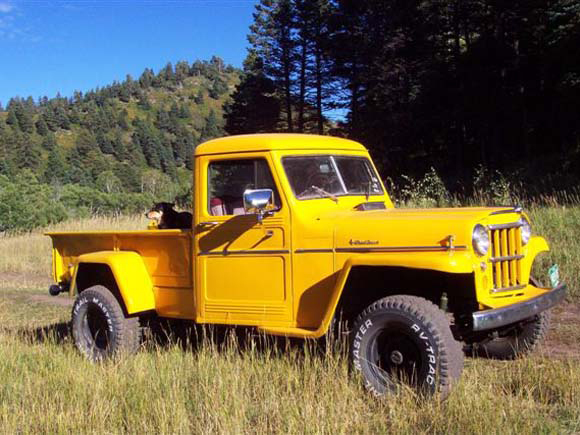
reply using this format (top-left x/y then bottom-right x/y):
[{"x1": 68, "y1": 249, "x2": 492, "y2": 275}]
[{"x1": 472, "y1": 284, "x2": 567, "y2": 331}]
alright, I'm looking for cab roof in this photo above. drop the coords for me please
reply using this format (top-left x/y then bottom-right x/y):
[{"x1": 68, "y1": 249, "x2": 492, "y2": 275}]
[{"x1": 195, "y1": 133, "x2": 367, "y2": 156}]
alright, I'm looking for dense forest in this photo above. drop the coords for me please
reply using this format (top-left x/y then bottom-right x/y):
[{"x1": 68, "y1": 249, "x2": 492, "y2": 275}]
[
  {"x1": 226, "y1": 0, "x2": 580, "y2": 191},
  {"x1": 1, "y1": 1, "x2": 579, "y2": 231},
  {"x1": 0, "y1": 57, "x2": 238, "y2": 231}
]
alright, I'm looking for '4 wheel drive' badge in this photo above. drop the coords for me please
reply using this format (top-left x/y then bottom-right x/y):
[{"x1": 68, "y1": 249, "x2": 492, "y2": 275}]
[{"x1": 349, "y1": 239, "x2": 379, "y2": 245}]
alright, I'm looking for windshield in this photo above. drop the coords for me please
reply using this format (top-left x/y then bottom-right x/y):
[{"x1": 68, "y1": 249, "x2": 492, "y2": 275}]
[{"x1": 282, "y1": 155, "x2": 383, "y2": 200}]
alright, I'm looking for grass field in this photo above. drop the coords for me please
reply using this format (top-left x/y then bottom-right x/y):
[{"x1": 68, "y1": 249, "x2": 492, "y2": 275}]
[{"x1": 0, "y1": 209, "x2": 578, "y2": 433}]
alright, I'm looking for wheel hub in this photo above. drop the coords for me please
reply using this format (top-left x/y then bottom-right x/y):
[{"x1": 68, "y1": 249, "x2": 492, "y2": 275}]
[{"x1": 390, "y1": 350, "x2": 404, "y2": 365}]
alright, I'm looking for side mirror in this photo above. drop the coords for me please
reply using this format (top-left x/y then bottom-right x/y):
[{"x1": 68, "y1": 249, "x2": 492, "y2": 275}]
[{"x1": 243, "y1": 189, "x2": 275, "y2": 222}]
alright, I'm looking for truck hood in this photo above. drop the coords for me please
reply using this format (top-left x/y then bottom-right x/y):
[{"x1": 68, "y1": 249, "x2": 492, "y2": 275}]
[{"x1": 327, "y1": 207, "x2": 520, "y2": 251}]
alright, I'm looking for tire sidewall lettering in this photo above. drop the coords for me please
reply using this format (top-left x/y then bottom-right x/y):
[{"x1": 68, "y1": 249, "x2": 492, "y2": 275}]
[
  {"x1": 351, "y1": 310, "x2": 440, "y2": 393},
  {"x1": 72, "y1": 290, "x2": 117, "y2": 353},
  {"x1": 352, "y1": 319, "x2": 373, "y2": 372}
]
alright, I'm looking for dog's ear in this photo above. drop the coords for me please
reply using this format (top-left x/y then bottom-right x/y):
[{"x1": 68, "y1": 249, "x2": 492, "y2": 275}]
[{"x1": 168, "y1": 203, "x2": 175, "y2": 208}]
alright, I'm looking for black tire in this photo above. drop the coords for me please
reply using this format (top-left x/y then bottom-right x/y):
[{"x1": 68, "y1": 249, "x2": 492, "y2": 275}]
[
  {"x1": 469, "y1": 311, "x2": 550, "y2": 360},
  {"x1": 71, "y1": 285, "x2": 141, "y2": 361},
  {"x1": 350, "y1": 295, "x2": 463, "y2": 398}
]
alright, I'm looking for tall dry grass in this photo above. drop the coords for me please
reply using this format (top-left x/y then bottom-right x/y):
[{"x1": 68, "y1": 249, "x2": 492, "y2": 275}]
[
  {"x1": 0, "y1": 215, "x2": 147, "y2": 277},
  {"x1": 0, "y1": 315, "x2": 578, "y2": 433}
]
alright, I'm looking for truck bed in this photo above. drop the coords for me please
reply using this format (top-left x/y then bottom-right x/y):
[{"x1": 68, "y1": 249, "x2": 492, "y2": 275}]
[{"x1": 47, "y1": 229, "x2": 193, "y2": 317}]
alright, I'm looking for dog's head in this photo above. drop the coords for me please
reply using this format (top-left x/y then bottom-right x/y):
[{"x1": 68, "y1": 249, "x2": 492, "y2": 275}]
[{"x1": 145, "y1": 202, "x2": 175, "y2": 220}]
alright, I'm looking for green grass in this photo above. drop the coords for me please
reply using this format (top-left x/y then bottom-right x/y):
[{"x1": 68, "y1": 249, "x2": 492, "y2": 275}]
[
  {"x1": 0, "y1": 209, "x2": 578, "y2": 432},
  {"x1": 528, "y1": 206, "x2": 580, "y2": 299}
]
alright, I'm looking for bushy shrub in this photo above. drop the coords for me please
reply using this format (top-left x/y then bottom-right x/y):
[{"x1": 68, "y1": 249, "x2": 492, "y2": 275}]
[{"x1": 398, "y1": 167, "x2": 451, "y2": 207}]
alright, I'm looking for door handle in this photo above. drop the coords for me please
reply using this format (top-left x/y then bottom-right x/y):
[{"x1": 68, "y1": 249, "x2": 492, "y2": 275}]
[{"x1": 198, "y1": 221, "x2": 220, "y2": 228}]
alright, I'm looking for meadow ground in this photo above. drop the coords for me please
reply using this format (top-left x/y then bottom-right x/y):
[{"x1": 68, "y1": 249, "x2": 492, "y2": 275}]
[{"x1": 0, "y1": 209, "x2": 578, "y2": 433}]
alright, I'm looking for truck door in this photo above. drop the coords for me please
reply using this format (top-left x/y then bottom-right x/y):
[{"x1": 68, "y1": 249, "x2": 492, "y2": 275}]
[{"x1": 194, "y1": 154, "x2": 292, "y2": 327}]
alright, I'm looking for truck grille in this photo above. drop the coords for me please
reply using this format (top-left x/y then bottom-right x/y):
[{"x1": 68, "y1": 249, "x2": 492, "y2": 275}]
[{"x1": 489, "y1": 222, "x2": 525, "y2": 293}]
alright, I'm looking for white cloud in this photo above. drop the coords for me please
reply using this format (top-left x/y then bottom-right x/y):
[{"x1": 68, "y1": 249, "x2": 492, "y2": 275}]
[
  {"x1": 0, "y1": 3, "x2": 38, "y2": 43},
  {"x1": 0, "y1": 2, "x2": 13, "y2": 14}
]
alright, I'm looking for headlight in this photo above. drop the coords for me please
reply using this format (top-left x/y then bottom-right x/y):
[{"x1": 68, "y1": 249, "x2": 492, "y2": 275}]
[
  {"x1": 520, "y1": 218, "x2": 531, "y2": 245},
  {"x1": 472, "y1": 224, "x2": 490, "y2": 256}
]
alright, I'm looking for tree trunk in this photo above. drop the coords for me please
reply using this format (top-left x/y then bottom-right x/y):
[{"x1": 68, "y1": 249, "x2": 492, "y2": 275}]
[{"x1": 298, "y1": 40, "x2": 307, "y2": 132}]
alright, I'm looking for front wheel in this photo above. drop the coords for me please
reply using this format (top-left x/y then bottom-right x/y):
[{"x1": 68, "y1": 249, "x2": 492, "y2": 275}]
[
  {"x1": 350, "y1": 295, "x2": 463, "y2": 398},
  {"x1": 71, "y1": 285, "x2": 141, "y2": 361}
]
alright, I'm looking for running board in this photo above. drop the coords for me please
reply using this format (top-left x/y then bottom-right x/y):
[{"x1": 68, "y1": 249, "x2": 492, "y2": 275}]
[{"x1": 257, "y1": 326, "x2": 319, "y2": 338}]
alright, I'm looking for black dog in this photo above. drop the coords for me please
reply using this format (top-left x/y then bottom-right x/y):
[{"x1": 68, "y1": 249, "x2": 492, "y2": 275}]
[{"x1": 145, "y1": 202, "x2": 193, "y2": 229}]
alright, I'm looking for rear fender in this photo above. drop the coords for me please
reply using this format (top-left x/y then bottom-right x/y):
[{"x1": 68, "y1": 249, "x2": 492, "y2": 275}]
[{"x1": 71, "y1": 251, "x2": 155, "y2": 315}]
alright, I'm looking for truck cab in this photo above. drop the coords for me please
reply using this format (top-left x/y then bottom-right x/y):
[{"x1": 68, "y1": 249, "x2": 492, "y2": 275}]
[{"x1": 47, "y1": 133, "x2": 566, "y2": 397}]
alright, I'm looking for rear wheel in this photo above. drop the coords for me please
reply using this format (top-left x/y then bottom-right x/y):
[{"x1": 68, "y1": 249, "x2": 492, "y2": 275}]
[
  {"x1": 468, "y1": 312, "x2": 550, "y2": 360},
  {"x1": 350, "y1": 295, "x2": 463, "y2": 398},
  {"x1": 71, "y1": 285, "x2": 141, "y2": 361}
]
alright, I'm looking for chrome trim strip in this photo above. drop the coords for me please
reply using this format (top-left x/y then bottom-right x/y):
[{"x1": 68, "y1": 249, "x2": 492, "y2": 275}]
[
  {"x1": 490, "y1": 254, "x2": 524, "y2": 263},
  {"x1": 489, "y1": 207, "x2": 522, "y2": 216},
  {"x1": 473, "y1": 284, "x2": 566, "y2": 331},
  {"x1": 199, "y1": 249, "x2": 290, "y2": 256},
  {"x1": 335, "y1": 245, "x2": 468, "y2": 253},
  {"x1": 491, "y1": 284, "x2": 527, "y2": 294},
  {"x1": 488, "y1": 222, "x2": 522, "y2": 230},
  {"x1": 294, "y1": 249, "x2": 334, "y2": 254}
]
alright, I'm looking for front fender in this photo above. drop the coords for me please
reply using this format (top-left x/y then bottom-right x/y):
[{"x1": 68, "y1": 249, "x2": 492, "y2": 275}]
[
  {"x1": 313, "y1": 252, "x2": 474, "y2": 338},
  {"x1": 520, "y1": 235, "x2": 550, "y2": 285},
  {"x1": 72, "y1": 251, "x2": 155, "y2": 315}
]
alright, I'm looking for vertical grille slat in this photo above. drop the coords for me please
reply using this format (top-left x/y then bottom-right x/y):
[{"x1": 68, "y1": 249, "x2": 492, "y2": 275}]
[
  {"x1": 515, "y1": 227, "x2": 522, "y2": 282},
  {"x1": 489, "y1": 222, "x2": 525, "y2": 293},
  {"x1": 501, "y1": 229, "x2": 509, "y2": 288},
  {"x1": 508, "y1": 228, "x2": 517, "y2": 285},
  {"x1": 493, "y1": 230, "x2": 501, "y2": 289}
]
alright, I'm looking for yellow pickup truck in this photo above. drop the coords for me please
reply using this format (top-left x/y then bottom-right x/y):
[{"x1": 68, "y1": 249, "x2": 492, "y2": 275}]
[{"x1": 47, "y1": 133, "x2": 566, "y2": 397}]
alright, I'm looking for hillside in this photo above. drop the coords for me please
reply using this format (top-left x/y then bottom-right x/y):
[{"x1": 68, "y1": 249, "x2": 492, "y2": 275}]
[{"x1": 0, "y1": 57, "x2": 240, "y2": 231}]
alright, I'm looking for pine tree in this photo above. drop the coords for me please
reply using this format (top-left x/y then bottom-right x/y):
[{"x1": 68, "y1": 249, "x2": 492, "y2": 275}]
[
  {"x1": 35, "y1": 117, "x2": 49, "y2": 136},
  {"x1": 41, "y1": 134, "x2": 58, "y2": 150},
  {"x1": 169, "y1": 102, "x2": 180, "y2": 118},
  {"x1": 209, "y1": 78, "x2": 228, "y2": 99},
  {"x1": 224, "y1": 51, "x2": 281, "y2": 134},
  {"x1": 139, "y1": 68, "x2": 155, "y2": 88},
  {"x1": 132, "y1": 119, "x2": 161, "y2": 168},
  {"x1": 96, "y1": 131, "x2": 114, "y2": 154},
  {"x1": 75, "y1": 130, "x2": 99, "y2": 156},
  {"x1": 6, "y1": 109, "x2": 18, "y2": 128},
  {"x1": 55, "y1": 106, "x2": 70, "y2": 129},
  {"x1": 16, "y1": 140, "x2": 42, "y2": 171},
  {"x1": 162, "y1": 62, "x2": 175, "y2": 84},
  {"x1": 137, "y1": 92, "x2": 151, "y2": 110},
  {"x1": 118, "y1": 109, "x2": 129, "y2": 130},
  {"x1": 179, "y1": 104, "x2": 191, "y2": 119},
  {"x1": 249, "y1": 0, "x2": 297, "y2": 132},
  {"x1": 44, "y1": 147, "x2": 69, "y2": 184},
  {"x1": 156, "y1": 109, "x2": 171, "y2": 131},
  {"x1": 175, "y1": 61, "x2": 190, "y2": 82},
  {"x1": 43, "y1": 107, "x2": 59, "y2": 131},
  {"x1": 112, "y1": 130, "x2": 128, "y2": 161},
  {"x1": 194, "y1": 89, "x2": 204, "y2": 105},
  {"x1": 200, "y1": 109, "x2": 223, "y2": 142}
]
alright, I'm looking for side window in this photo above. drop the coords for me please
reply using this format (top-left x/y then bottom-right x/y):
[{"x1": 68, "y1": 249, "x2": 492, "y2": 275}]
[{"x1": 208, "y1": 158, "x2": 281, "y2": 216}]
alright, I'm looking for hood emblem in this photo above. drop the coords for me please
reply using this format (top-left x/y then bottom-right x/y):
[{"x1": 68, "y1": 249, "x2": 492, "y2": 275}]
[{"x1": 349, "y1": 239, "x2": 379, "y2": 246}]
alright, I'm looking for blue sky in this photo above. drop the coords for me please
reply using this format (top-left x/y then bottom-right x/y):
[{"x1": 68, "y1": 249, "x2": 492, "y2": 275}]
[{"x1": 0, "y1": 0, "x2": 257, "y2": 105}]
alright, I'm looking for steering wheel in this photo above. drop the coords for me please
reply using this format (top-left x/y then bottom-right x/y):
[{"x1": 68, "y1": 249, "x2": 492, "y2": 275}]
[{"x1": 298, "y1": 174, "x2": 336, "y2": 198}]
